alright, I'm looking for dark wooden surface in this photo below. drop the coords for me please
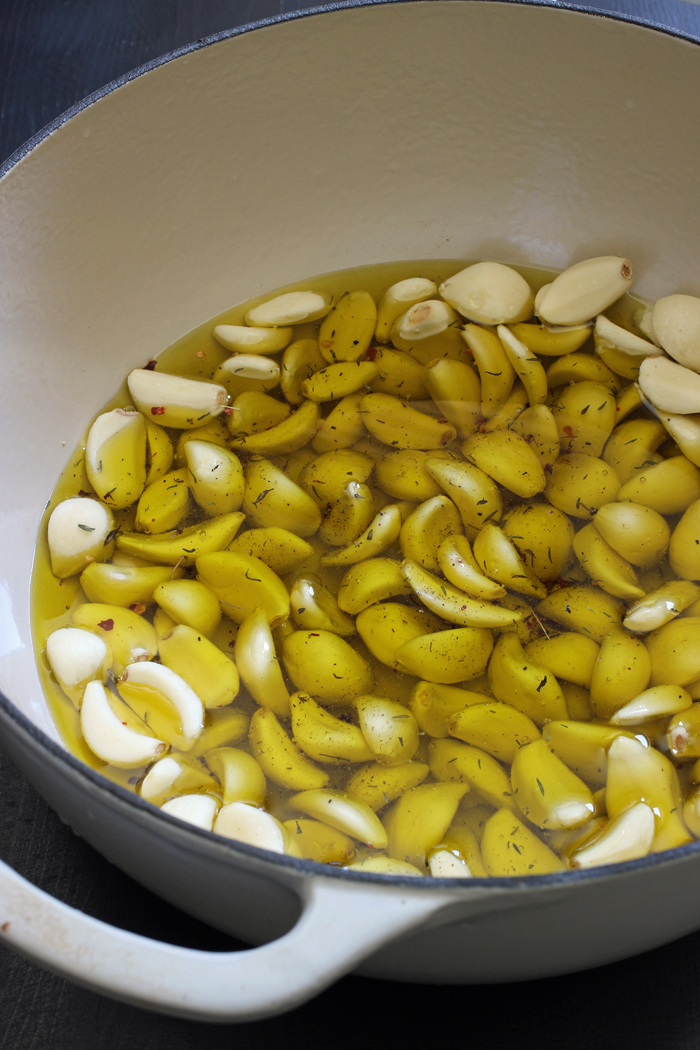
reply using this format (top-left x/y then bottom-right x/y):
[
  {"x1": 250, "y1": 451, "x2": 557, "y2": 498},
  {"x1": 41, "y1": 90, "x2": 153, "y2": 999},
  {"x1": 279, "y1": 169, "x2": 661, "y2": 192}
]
[{"x1": 3, "y1": 1, "x2": 700, "y2": 1047}]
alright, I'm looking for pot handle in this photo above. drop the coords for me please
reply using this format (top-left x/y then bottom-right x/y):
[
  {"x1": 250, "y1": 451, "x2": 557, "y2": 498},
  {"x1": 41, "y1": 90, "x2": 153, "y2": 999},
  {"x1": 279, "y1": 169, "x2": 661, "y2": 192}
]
[{"x1": 0, "y1": 856, "x2": 444, "y2": 1021}]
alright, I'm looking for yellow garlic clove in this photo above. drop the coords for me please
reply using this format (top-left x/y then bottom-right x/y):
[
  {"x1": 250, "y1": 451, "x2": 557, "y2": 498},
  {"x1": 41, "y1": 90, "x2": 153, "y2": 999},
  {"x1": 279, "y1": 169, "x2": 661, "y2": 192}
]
[
  {"x1": 588, "y1": 627, "x2": 651, "y2": 720},
  {"x1": 502, "y1": 503, "x2": 574, "y2": 583},
  {"x1": 127, "y1": 369, "x2": 228, "y2": 429},
  {"x1": 72, "y1": 602, "x2": 157, "y2": 677},
  {"x1": 360, "y1": 392, "x2": 457, "y2": 449},
  {"x1": 511, "y1": 738, "x2": 595, "y2": 830},
  {"x1": 282, "y1": 629, "x2": 374, "y2": 702},
  {"x1": 546, "y1": 350, "x2": 619, "y2": 390},
  {"x1": 537, "y1": 584, "x2": 623, "y2": 642},
  {"x1": 669, "y1": 499, "x2": 700, "y2": 580},
  {"x1": 214, "y1": 802, "x2": 292, "y2": 853},
  {"x1": 487, "y1": 631, "x2": 568, "y2": 726},
  {"x1": 337, "y1": 559, "x2": 412, "y2": 614},
  {"x1": 290, "y1": 788, "x2": 388, "y2": 848},
  {"x1": 320, "y1": 504, "x2": 402, "y2": 567},
  {"x1": 375, "y1": 277, "x2": 438, "y2": 343},
  {"x1": 611, "y1": 685, "x2": 692, "y2": 726},
  {"x1": 243, "y1": 457, "x2": 321, "y2": 537},
  {"x1": 311, "y1": 391, "x2": 367, "y2": 453},
  {"x1": 428, "y1": 738, "x2": 511, "y2": 809},
  {"x1": 507, "y1": 321, "x2": 591, "y2": 357},
  {"x1": 184, "y1": 440, "x2": 244, "y2": 518},
  {"x1": 187, "y1": 707, "x2": 249, "y2": 759},
  {"x1": 424, "y1": 459, "x2": 502, "y2": 531},
  {"x1": 536, "y1": 256, "x2": 633, "y2": 325},
  {"x1": 290, "y1": 575, "x2": 356, "y2": 635},
  {"x1": 228, "y1": 527, "x2": 313, "y2": 575},
  {"x1": 346, "y1": 761, "x2": 430, "y2": 811},
  {"x1": 638, "y1": 355, "x2": 700, "y2": 415},
  {"x1": 510, "y1": 404, "x2": 560, "y2": 467},
  {"x1": 174, "y1": 418, "x2": 230, "y2": 466},
  {"x1": 439, "y1": 262, "x2": 534, "y2": 325},
  {"x1": 117, "y1": 511, "x2": 245, "y2": 566},
  {"x1": 481, "y1": 382, "x2": 529, "y2": 432},
  {"x1": 290, "y1": 691, "x2": 373, "y2": 765},
  {"x1": 497, "y1": 324, "x2": 548, "y2": 406},
  {"x1": 356, "y1": 601, "x2": 442, "y2": 670},
  {"x1": 227, "y1": 391, "x2": 291, "y2": 437},
  {"x1": 409, "y1": 681, "x2": 487, "y2": 738},
  {"x1": 299, "y1": 448, "x2": 374, "y2": 506},
  {"x1": 302, "y1": 359, "x2": 380, "y2": 402},
  {"x1": 354, "y1": 695, "x2": 419, "y2": 766},
  {"x1": 45, "y1": 627, "x2": 112, "y2": 706},
  {"x1": 616, "y1": 382, "x2": 643, "y2": 422},
  {"x1": 396, "y1": 626, "x2": 494, "y2": 685},
  {"x1": 283, "y1": 818, "x2": 355, "y2": 864},
  {"x1": 145, "y1": 420, "x2": 174, "y2": 485},
  {"x1": 318, "y1": 291, "x2": 377, "y2": 363},
  {"x1": 460, "y1": 324, "x2": 515, "y2": 417},
  {"x1": 80, "y1": 562, "x2": 177, "y2": 607},
  {"x1": 205, "y1": 747, "x2": 266, "y2": 805},
  {"x1": 153, "y1": 578, "x2": 221, "y2": 637},
  {"x1": 245, "y1": 290, "x2": 333, "y2": 327},
  {"x1": 213, "y1": 324, "x2": 292, "y2": 354},
  {"x1": 80, "y1": 680, "x2": 166, "y2": 768},
  {"x1": 571, "y1": 802, "x2": 655, "y2": 868},
  {"x1": 543, "y1": 720, "x2": 635, "y2": 785},
  {"x1": 595, "y1": 501, "x2": 670, "y2": 569},
  {"x1": 234, "y1": 608, "x2": 290, "y2": 717},
  {"x1": 437, "y1": 534, "x2": 506, "y2": 601},
  {"x1": 85, "y1": 409, "x2": 148, "y2": 509},
  {"x1": 602, "y1": 418, "x2": 666, "y2": 483},
  {"x1": 684, "y1": 788, "x2": 700, "y2": 838},
  {"x1": 159, "y1": 623, "x2": 239, "y2": 709},
  {"x1": 140, "y1": 755, "x2": 218, "y2": 806},
  {"x1": 481, "y1": 808, "x2": 564, "y2": 875},
  {"x1": 280, "y1": 338, "x2": 327, "y2": 404},
  {"x1": 367, "y1": 347, "x2": 430, "y2": 400},
  {"x1": 346, "y1": 855, "x2": 423, "y2": 876},
  {"x1": 463, "y1": 430, "x2": 545, "y2": 498},
  {"x1": 655, "y1": 409, "x2": 700, "y2": 468},
  {"x1": 449, "y1": 702, "x2": 540, "y2": 765},
  {"x1": 606, "y1": 735, "x2": 692, "y2": 853},
  {"x1": 196, "y1": 551, "x2": 289, "y2": 627},
  {"x1": 400, "y1": 494, "x2": 464, "y2": 572},
  {"x1": 647, "y1": 616, "x2": 700, "y2": 688},
  {"x1": 386, "y1": 782, "x2": 469, "y2": 868},
  {"x1": 425, "y1": 358, "x2": 481, "y2": 438},
  {"x1": 618, "y1": 456, "x2": 700, "y2": 515},
  {"x1": 552, "y1": 381, "x2": 617, "y2": 458},
  {"x1": 229, "y1": 399, "x2": 320, "y2": 456},
  {"x1": 594, "y1": 315, "x2": 660, "y2": 379},
  {"x1": 249, "y1": 707, "x2": 328, "y2": 791},
  {"x1": 624, "y1": 581, "x2": 700, "y2": 633},
  {"x1": 401, "y1": 558, "x2": 522, "y2": 627},
  {"x1": 651, "y1": 294, "x2": 700, "y2": 372},
  {"x1": 121, "y1": 660, "x2": 204, "y2": 747},
  {"x1": 48, "y1": 497, "x2": 116, "y2": 578},
  {"x1": 524, "y1": 633, "x2": 599, "y2": 689},
  {"x1": 134, "y1": 469, "x2": 190, "y2": 534},
  {"x1": 213, "y1": 354, "x2": 281, "y2": 398},
  {"x1": 573, "y1": 523, "x2": 644, "y2": 601},
  {"x1": 545, "y1": 453, "x2": 620, "y2": 520},
  {"x1": 473, "y1": 522, "x2": 547, "y2": 599}
]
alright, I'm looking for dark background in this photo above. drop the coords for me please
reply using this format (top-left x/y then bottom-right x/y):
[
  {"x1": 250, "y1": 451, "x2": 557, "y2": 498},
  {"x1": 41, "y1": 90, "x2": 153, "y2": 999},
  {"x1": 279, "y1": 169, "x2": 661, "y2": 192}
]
[{"x1": 3, "y1": 1, "x2": 700, "y2": 1047}]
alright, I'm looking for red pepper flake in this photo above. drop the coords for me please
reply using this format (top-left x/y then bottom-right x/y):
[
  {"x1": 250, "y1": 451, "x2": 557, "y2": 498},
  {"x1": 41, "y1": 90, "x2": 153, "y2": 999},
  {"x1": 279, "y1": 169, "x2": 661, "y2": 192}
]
[
  {"x1": 151, "y1": 406, "x2": 166, "y2": 415},
  {"x1": 309, "y1": 633, "x2": 320, "y2": 637},
  {"x1": 461, "y1": 605, "x2": 467, "y2": 610},
  {"x1": 544, "y1": 462, "x2": 554, "y2": 474},
  {"x1": 224, "y1": 407, "x2": 233, "y2": 415},
  {"x1": 365, "y1": 347, "x2": 378, "y2": 361},
  {"x1": 228, "y1": 640, "x2": 235, "y2": 648},
  {"x1": 97, "y1": 619, "x2": 115, "y2": 631},
  {"x1": 144, "y1": 359, "x2": 157, "y2": 371},
  {"x1": 129, "y1": 603, "x2": 147, "y2": 615},
  {"x1": 196, "y1": 350, "x2": 206, "y2": 359},
  {"x1": 122, "y1": 722, "x2": 128, "y2": 726},
  {"x1": 77, "y1": 489, "x2": 91, "y2": 497},
  {"x1": 563, "y1": 425, "x2": 573, "y2": 437}
]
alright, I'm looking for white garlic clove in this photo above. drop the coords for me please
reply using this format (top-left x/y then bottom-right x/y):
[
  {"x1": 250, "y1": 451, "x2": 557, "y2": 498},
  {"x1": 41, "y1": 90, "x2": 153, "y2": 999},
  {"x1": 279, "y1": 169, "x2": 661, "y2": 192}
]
[
  {"x1": 80, "y1": 680, "x2": 166, "y2": 767},
  {"x1": 571, "y1": 802, "x2": 654, "y2": 868},
  {"x1": 215, "y1": 355, "x2": 281, "y2": 381},
  {"x1": 536, "y1": 256, "x2": 633, "y2": 325},
  {"x1": 214, "y1": 801, "x2": 290, "y2": 852},
  {"x1": 651, "y1": 294, "x2": 700, "y2": 372},
  {"x1": 375, "y1": 277, "x2": 438, "y2": 342},
  {"x1": 213, "y1": 324, "x2": 292, "y2": 354},
  {"x1": 346, "y1": 855, "x2": 423, "y2": 876},
  {"x1": 595, "y1": 315, "x2": 660, "y2": 358},
  {"x1": 47, "y1": 497, "x2": 116, "y2": 578},
  {"x1": 45, "y1": 627, "x2": 111, "y2": 705},
  {"x1": 439, "y1": 262, "x2": 534, "y2": 325},
  {"x1": 161, "y1": 794, "x2": 219, "y2": 831},
  {"x1": 245, "y1": 291, "x2": 333, "y2": 327},
  {"x1": 428, "y1": 849, "x2": 472, "y2": 878},
  {"x1": 121, "y1": 661, "x2": 204, "y2": 744},
  {"x1": 141, "y1": 755, "x2": 183, "y2": 800},
  {"x1": 638, "y1": 356, "x2": 700, "y2": 414},
  {"x1": 396, "y1": 299, "x2": 459, "y2": 340},
  {"x1": 127, "y1": 369, "x2": 228, "y2": 429}
]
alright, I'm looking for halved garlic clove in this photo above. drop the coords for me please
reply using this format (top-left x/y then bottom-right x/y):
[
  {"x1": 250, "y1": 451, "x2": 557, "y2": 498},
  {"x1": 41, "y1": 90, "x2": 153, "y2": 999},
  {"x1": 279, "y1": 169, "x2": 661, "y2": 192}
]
[
  {"x1": 570, "y1": 802, "x2": 655, "y2": 868},
  {"x1": 439, "y1": 262, "x2": 534, "y2": 325},
  {"x1": 80, "y1": 680, "x2": 166, "y2": 767},
  {"x1": 121, "y1": 661, "x2": 204, "y2": 744},
  {"x1": 375, "y1": 277, "x2": 438, "y2": 342},
  {"x1": 638, "y1": 355, "x2": 700, "y2": 414},
  {"x1": 127, "y1": 369, "x2": 228, "y2": 429},
  {"x1": 651, "y1": 294, "x2": 700, "y2": 372},
  {"x1": 213, "y1": 800, "x2": 290, "y2": 852},
  {"x1": 213, "y1": 324, "x2": 292, "y2": 354},
  {"x1": 45, "y1": 627, "x2": 111, "y2": 705},
  {"x1": 47, "y1": 497, "x2": 116, "y2": 578},
  {"x1": 161, "y1": 794, "x2": 219, "y2": 831},
  {"x1": 245, "y1": 291, "x2": 333, "y2": 327},
  {"x1": 85, "y1": 409, "x2": 148, "y2": 509},
  {"x1": 536, "y1": 256, "x2": 633, "y2": 325}
]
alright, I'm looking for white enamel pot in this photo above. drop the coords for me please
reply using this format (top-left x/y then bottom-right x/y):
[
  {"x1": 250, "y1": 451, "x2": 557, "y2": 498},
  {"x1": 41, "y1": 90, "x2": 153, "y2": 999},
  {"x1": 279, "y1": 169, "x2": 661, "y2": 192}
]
[{"x1": 2, "y1": 0, "x2": 700, "y2": 1023}]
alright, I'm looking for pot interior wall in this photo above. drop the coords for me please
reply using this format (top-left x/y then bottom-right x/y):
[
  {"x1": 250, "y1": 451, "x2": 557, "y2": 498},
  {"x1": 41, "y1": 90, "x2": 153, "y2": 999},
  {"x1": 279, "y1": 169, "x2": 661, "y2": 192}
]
[{"x1": 1, "y1": 0, "x2": 700, "y2": 736}]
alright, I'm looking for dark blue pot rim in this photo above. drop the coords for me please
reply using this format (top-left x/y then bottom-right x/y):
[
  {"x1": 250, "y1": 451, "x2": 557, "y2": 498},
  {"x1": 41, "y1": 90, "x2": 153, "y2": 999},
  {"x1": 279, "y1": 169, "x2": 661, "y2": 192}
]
[{"x1": 1, "y1": 0, "x2": 699, "y2": 893}]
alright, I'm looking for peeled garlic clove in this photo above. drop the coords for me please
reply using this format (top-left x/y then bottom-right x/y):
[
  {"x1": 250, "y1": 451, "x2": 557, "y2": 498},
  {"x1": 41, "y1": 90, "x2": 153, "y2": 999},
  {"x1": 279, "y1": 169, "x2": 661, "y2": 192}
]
[
  {"x1": 289, "y1": 788, "x2": 388, "y2": 848},
  {"x1": 427, "y1": 849, "x2": 472, "y2": 878},
  {"x1": 234, "y1": 608, "x2": 291, "y2": 718},
  {"x1": 347, "y1": 855, "x2": 423, "y2": 876},
  {"x1": 651, "y1": 294, "x2": 700, "y2": 371},
  {"x1": 121, "y1": 661, "x2": 204, "y2": 744},
  {"x1": 595, "y1": 315, "x2": 660, "y2": 358},
  {"x1": 153, "y1": 578, "x2": 222, "y2": 638},
  {"x1": 141, "y1": 755, "x2": 183, "y2": 800},
  {"x1": 45, "y1": 627, "x2": 111, "y2": 705},
  {"x1": 638, "y1": 355, "x2": 700, "y2": 414},
  {"x1": 206, "y1": 748, "x2": 267, "y2": 806},
  {"x1": 127, "y1": 369, "x2": 228, "y2": 429},
  {"x1": 624, "y1": 581, "x2": 700, "y2": 633},
  {"x1": 571, "y1": 802, "x2": 654, "y2": 868},
  {"x1": 609, "y1": 685, "x2": 693, "y2": 726},
  {"x1": 185, "y1": 440, "x2": 245, "y2": 517},
  {"x1": 396, "y1": 299, "x2": 459, "y2": 340},
  {"x1": 537, "y1": 256, "x2": 633, "y2": 325},
  {"x1": 85, "y1": 409, "x2": 148, "y2": 509},
  {"x1": 47, "y1": 497, "x2": 116, "y2": 578},
  {"x1": 213, "y1": 324, "x2": 292, "y2": 354},
  {"x1": 245, "y1": 290, "x2": 333, "y2": 327},
  {"x1": 439, "y1": 262, "x2": 534, "y2": 325},
  {"x1": 290, "y1": 575, "x2": 356, "y2": 635},
  {"x1": 318, "y1": 291, "x2": 377, "y2": 363},
  {"x1": 162, "y1": 794, "x2": 219, "y2": 831},
  {"x1": 80, "y1": 680, "x2": 166, "y2": 767},
  {"x1": 375, "y1": 277, "x2": 438, "y2": 342},
  {"x1": 145, "y1": 420, "x2": 174, "y2": 486},
  {"x1": 158, "y1": 623, "x2": 239, "y2": 709},
  {"x1": 215, "y1": 801, "x2": 292, "y2": 851},
  {"x1": 214, "y1": 354, "x2": 281, "y2": 386}
]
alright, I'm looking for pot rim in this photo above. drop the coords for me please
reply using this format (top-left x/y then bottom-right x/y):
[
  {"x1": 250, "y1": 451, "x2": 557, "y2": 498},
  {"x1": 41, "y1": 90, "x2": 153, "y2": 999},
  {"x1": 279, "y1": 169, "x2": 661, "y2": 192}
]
[{"x1": 2, "y1": 0, "x2": 699, "y2": 892}]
